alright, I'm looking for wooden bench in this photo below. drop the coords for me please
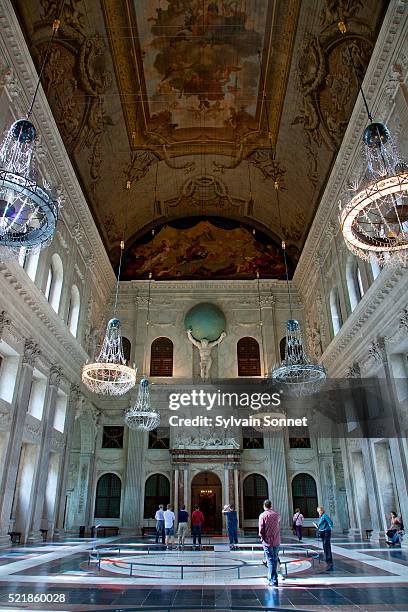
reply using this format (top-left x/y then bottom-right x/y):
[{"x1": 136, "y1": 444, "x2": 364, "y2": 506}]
[{"x1": 95, "y1": 526, "x2": 119, "y2": 538}]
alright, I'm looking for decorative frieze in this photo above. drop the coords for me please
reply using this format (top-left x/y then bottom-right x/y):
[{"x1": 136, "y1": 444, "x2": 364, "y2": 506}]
[{"x1": 23, "y1": 339, "x2": 40, "y2": 367}]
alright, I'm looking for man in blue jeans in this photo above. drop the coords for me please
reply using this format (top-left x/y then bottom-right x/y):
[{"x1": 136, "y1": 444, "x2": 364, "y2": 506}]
[
  {"x1": 223, "y1": 503, "x2": 238, "y2": 549},
  {"x1": 314, "y1": 506, "x2": 334, "y2": 571},
  {"x1": 259, "y1": 499, "x2": 281, "y2": 586}
]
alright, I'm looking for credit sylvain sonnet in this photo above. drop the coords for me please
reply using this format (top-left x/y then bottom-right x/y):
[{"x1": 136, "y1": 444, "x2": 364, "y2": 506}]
[{"x1": 168, "y1": 390, "x2": 282, "y2": 411}]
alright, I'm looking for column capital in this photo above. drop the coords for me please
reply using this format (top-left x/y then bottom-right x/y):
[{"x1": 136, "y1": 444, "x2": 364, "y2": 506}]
[
  {"x1": 22, "y1": 338, "x2": 40, "y2": 367},
  {"x1": 368, "y1": 337, "x2": 387, "y2": 364},
  {"x1": 49, "y1": 365, "x2": 63, "y2": 387},
  {"x1": 0, "y1": 310, "x2": 11, "y2": 339},
  {"x1": 345, "y1": 362, "x2": 361, "y2": 378}
]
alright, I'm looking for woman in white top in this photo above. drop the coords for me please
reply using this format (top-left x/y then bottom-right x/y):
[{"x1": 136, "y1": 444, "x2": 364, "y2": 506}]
[{"x1": 293, "y1": 508, "x2": 304, "y2": 541}]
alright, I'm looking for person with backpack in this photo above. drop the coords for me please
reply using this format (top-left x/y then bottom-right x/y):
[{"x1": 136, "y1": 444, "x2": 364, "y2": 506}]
[
  {"x1": 386, "y1": 511, "x2": 404, "y2": 547},
  {"x1": 313, "y1": 506, "x2": 334, "y2": 571},
  {"x1": 292, "y1": 508, "x2": 304, "y2": 541}
]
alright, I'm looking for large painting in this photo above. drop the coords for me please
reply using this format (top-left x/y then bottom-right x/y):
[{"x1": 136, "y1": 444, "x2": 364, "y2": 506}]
[
  {"x1": 121, "y1": 219, "x2": 288, "y2": 280},
  {"x1": 134, "y1": 0, "x2": 268, "y2": 131}
]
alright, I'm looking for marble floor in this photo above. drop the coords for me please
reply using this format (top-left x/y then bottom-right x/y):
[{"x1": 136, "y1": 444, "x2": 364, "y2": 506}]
[{"x1": 0, "y1": 535, "x2": 407, "y2": 611}]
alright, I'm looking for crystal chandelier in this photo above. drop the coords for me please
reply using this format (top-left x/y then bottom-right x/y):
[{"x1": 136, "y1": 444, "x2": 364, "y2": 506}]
[
  {"x1": 82, "y1": 240, "x2": 137, "y2": 395},
  {"x1": 338, "y1": 22, "x2": 408, "y2": 266},
  {"x1": 124, "y1": 273, "x2": 160, "y2": 431},
  {"x1": 0, "y1": 20, "x2": 61, "y2": 258},
  {"x1": 270, "y1": 181, "x2": 326, "y2": 396},
  {"x1": 271, "y1": 319, "x2": 326, "y2": 396},
  {"x1": 125, "y1": 378, "x2": 160, "y2": 431}
]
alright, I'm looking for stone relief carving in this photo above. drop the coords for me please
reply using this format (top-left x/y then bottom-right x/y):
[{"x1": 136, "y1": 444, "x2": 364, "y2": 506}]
[{"x1": 174, "y1": 433, "x2": 239, "y2": 450}]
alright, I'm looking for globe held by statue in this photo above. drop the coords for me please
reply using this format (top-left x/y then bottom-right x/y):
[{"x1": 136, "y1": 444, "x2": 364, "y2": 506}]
[{"x1": 184, "y1": 303, "x2": 226, "y2": 342}]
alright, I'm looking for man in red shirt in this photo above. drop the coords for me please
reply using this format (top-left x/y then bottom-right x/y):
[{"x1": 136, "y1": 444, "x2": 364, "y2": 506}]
[
  {"x1": 191, "y1": 505, "x2": 204, "y2": 548},
  {"x1": 259, "y1": 499, "x2": 281, "y2": 586}
]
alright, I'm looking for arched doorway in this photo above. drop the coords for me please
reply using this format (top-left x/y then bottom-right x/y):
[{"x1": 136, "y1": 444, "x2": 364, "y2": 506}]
[{"x1": 191, "y1": 471, "x2": 222, "y2": 534}]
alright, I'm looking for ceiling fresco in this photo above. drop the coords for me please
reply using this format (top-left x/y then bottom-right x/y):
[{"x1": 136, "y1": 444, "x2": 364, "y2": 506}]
[
  {"x1": 121, "y1": 218, "x2": 289, "y2": 281},
  {"x1": 133, "y1": 0, "x2": 268, "y2": 131},
  {"x1": 11, "y1": 0, "x2": 386, "y2": 277}
]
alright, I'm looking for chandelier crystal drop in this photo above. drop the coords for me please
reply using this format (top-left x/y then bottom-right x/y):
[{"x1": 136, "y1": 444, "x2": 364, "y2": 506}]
[
  {"x1": 339, "y1": 122, "x2": 408, "y2": 266},
  {"x1": 271, "y1": 319, "x2": 326, "y2": 397},
  {"x1": 82, "y1": 318, "x2": 137, "y2": 395},
  {"x1": 124, "y1": 378, "x2": 160, "y2": 431},
  {"x1": 0, "y1": 118, "x2": 59, "y2": 257}
]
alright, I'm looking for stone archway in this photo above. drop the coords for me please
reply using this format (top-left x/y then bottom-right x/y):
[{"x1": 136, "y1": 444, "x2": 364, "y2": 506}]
[{"x1": 191, "y1": 471, "x2": 222, "y2": 534}]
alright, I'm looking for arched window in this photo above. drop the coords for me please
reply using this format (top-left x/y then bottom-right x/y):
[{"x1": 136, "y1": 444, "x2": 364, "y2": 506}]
[
  {"x1": 95, "y1": 473, "x2": 121, "y2": 518},
  {"x1": 150, "y1": 337, "x2": 173, "y2": 377},
  {"x1": 329, "y1": 288, "x2": 343, "y2": 336},
  {"x1": 144, "y1": 473, "x2": 170, "y2": 519},
  {"x1": 67, "y1": 285, "x2": 80, "y2": 337},
  {"x1": 45, "y1": 254, "x2": 63, "y2": 314},
  {"x1": 243, "y1": 474, "x2": 268, "y2": 520},
  {"x1": 122, "y1": 337, "x2": 131, "y2": 363},
  {"x1": 279, "y1": 337, "x2": 286, "y2": 360},
  {"x1": 24, "y1": 250, "x2": 40, "y2": 282},
  {"x1": 237, "y1": 337, "x2": 261, "y2": 376},
  {"x1": 292, "y1": 473, "x2": 318, "y2": 517},
  {"x1": 346, "y1": 257, "x2": 364, "y2": 312}
]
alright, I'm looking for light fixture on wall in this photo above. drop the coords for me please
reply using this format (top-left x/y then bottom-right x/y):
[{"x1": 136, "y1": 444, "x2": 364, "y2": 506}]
[
  {"x1": 124, "y1": 272, "x2": 160, "y2": 431},
  {"x1": 270, "y1": 181, "x2": 326, "y2": 396},
  {"x1": 0, "y1": 19, "x2": 62, "y2": 258},
  {"x1": 82, "y1": 239, "x2": 137, "y2": 395},
  {"x1": 338, "y1": 21, "x2": 408, "y2": 266}
]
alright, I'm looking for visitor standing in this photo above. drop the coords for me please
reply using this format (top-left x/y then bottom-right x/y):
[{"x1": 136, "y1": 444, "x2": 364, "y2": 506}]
[
  {"x1": 223, "y1": 503, "x2": 239, "y2": 549},
  {"x1": 163, "y1": 503, "x2": 175, "y2": 550},
  {"x1": 259, "y1": 499, "x2": 281, "y2": 587},
  {"x1": 177, "y1": 504, "x2": 189, "y2": 549},
  {"x1": 313, "y1": 506, "x2": 334, "y2": 571},
  {"x1": 293, "y1": 508, "x2": 304, "y2": 541},
  {"x1": 154, "y1": 504, "x2": 165, "y2": 544},
  {"x1": 191, "y1": 505, "x2": 204, "y2": 548}
]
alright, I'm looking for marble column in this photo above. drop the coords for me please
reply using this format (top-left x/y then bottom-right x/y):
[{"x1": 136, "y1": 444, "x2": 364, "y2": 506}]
[
  {"x1": 260, "y1": 295, "x2": 275, "y2": 374},
  {"x1": 174, "y1": 466, "x2": 179, "y2": 517},
  {"x1": 122, "y1": 429, "x2": 146, "y2": 534},
  {"x1": 339, "y1": 438, "x2": 359, "y2": 536},
  {"x1": 223, "y1": 463, "x2": 230, "y2": 506},
  {"x1": 74, "y1": 452, "x2": 95, "y2": 528},
  {"x1": 54, "y1": 385, "x2": 83, "y2": 537},
  {"x1": 234, "y1": 467, "x2": 240, "y2": 527},
  {"x1": 317, "y1": 438, "x2": 338, "y2": 525},
  {"x1": 27, "y1": 366, "x2": 63, "y2": 543},
  {"x1": 362, "y1": 438, "x2": 384, "y2": 539},
  {"x1": 266, "y1": 432, "x2": 290, "y2": 530},
  {"x1": 0, "y1": 339, "x2": 39, "y2": 546},
  {"x1": 184, "y1": 465, "x2": 188, "y2": 509}
]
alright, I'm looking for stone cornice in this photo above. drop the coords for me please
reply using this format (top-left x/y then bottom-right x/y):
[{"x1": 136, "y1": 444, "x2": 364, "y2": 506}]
[
  {"x1": 294, "y1": 1, "x2": 408, "y2": 293},
  {"x1": 0, "y1": 259, "x2": 88, "y2": 381},
  {"x1": 0, "y1": 0, "x2": 115, "y2": 296},
  {"x1": 322, "y1": 265, "x2": 408, "y2": 376}
]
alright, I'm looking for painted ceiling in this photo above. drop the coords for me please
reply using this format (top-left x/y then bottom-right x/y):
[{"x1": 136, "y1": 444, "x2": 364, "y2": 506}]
[{"x1": 12, "y1": 0, "x2": 386, "y2": 277}]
